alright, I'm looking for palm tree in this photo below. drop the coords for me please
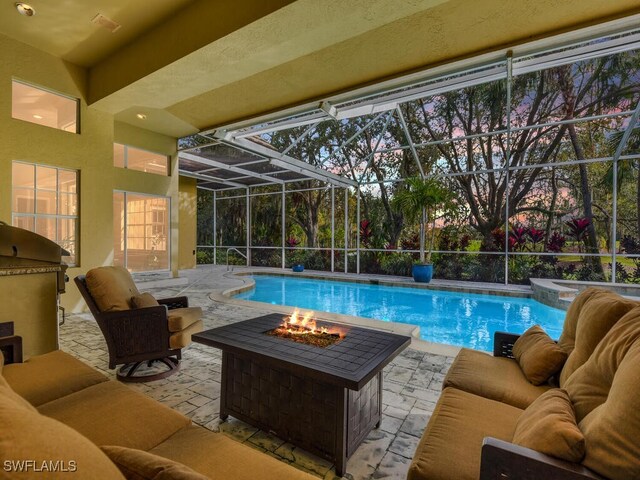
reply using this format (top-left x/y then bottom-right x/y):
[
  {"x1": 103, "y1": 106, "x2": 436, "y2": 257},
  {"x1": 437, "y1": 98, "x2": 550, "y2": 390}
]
[{"x1": 393, "y1": 177, "x2": 452, "y2": 264}]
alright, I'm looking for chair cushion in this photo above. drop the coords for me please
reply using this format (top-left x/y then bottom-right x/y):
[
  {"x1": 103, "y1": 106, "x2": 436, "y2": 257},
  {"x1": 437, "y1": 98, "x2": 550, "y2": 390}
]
[
  {"x1": 86, "y1": 266, "x2": 140, "y2": 312},
  {"x1": 513, "y1": 325, "x2": 567, "y2": 386},
  {"x1": 557, "y1": 287, "x2": 608, "y2": 354},
  {"x1": 0, "y1": 393, "x2": 125, "y2": 480},
  {"x1": 2, "y1": 350, "x2": 109, "y2": 406},
  {"x1": 167, "y1": 307, "x2": 203, "y2": 333},
  {"x1": 408, "y1": 387, "x2": 522, "y2": 480},
  {"x1": 512, "y1": 388, "x2": 585, "y2": 463},
  {"x1": 102, "y1": 445, "x2": 209, "y2": 480},
  {"x1": 131, "y1": 293, "x2": 160, "y2": 309},
  {"x1": 170, "y1": 319, "x2": 203, "y2": 349},
  {"x1": 559, "y1": 290, "x2": 637, "y2": 386},
  {"x1": 38, "y1": 381, "x2": 191, "y2": 451},
  {"x1": 149, "y1": 425, "x2": 316, "y2": 480},
  {"x1": 442, "y1": 348, "x2": 550, "y2": 409},
  {"x1": 564, "y1": 307, "x2": 640, "y2": 480},
  {"x1": 0, "y1": 349, "x2": 3, "y2": 370}
]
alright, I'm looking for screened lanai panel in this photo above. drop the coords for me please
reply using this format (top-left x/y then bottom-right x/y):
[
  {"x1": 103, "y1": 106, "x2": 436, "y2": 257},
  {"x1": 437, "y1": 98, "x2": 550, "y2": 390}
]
[
  {"x1": 179, "y1": 157, "x2": 215, "y2": 172},
  {"x1": 193, "y1": 143, "x2": 266, "y2": 165},
  {"x1": 196, "y1": 180, "x2": 231, "y2": 190}
]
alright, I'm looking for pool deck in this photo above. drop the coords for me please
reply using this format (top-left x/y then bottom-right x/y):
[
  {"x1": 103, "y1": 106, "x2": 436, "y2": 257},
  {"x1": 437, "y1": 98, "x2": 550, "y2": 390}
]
[{"x1": 62, "y1": 265, "x2": 459, "y2": 479}]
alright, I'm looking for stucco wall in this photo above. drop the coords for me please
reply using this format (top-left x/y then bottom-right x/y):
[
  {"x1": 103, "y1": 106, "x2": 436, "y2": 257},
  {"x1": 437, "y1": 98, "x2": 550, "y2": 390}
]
[
  {"x1": 0, "y1": 34, "x2": 179, "y2": 313},
  {"x1": 178, "y1": 176, "x2": 197, "y2": 270}
]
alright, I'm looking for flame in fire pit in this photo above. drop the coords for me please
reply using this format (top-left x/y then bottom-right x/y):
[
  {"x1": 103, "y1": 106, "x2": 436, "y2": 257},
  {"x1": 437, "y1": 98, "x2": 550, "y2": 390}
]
[{"x1": 267, "y1": 309, "x2": 345, "y2": 347}]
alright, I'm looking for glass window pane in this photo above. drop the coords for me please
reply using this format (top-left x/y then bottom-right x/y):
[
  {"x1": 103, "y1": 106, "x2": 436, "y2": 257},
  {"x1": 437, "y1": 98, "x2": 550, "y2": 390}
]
[
  {"x1": 12, "y1": 216, "x2": 34, "y2": 231},
  {"x1": 35, "y1": 217, "x2": 56, "y2": 242},
  {"x1": 12, "y1": 162, "x2": 34, "y2": 188},
  {"x1": 57, "y1": 218, "x2": 76, "y2": 263},
  {"x1": 36, "y1": 166, "x2": 57, "y2": 190},
  {"x1": 126, "y1": 147, "x2": 168, "y2": 175},
  {"x1": 36, "y1": 190, "x2": 57, "y2": 214},
  {"x1": 58, "y1": 193, "x2": 77, "y2": 216},
  {"x1": 114, "y1": 143, "x2": 125, "y2": 168},
  {"x1": 124, "y1": 194, "x2": 169, "y2": 272},
  {"x1": 58, "y1": 169, "x2": 76, "y2": 193},
  {"x1": 12, "y1": 81, "x2": 78, "y2": 133},
  {"x1": 13, "y1": 188, "x2": 34, "y2": 213},
  {"x1": 113, "y1": 192, "x2": 125, "y2": 268}
]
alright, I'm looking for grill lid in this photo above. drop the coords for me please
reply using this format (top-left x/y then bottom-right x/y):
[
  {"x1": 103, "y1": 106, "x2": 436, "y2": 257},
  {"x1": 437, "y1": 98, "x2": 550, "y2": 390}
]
[{"x1": 0, "y1": 222, "x2": 69, "y2": 264}]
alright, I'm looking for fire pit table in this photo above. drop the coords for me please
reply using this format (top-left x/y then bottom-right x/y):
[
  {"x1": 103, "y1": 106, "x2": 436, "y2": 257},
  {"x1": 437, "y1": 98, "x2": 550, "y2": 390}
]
[{"x1": 192, "y1": 313, "x2": 410, "y2": 475}]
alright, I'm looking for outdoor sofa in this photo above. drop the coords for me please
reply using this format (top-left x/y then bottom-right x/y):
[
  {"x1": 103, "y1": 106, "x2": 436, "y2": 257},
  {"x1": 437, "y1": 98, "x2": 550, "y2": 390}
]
[
  {"x1": 0, "y1": 346, "x2": 315, "y2": 479},
  {"x1": 408, "y1": 287, "x2": 640, "y2": 480}
]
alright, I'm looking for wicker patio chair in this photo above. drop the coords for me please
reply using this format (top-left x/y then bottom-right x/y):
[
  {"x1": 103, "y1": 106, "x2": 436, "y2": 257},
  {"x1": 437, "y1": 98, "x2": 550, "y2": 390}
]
[{"x1": 74, "y1": 267, "x2": 203, "y2": 382}]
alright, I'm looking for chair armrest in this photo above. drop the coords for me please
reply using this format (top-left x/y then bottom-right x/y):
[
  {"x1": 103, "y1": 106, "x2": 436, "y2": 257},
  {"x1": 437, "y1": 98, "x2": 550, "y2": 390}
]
[
  {"x1": 480, "y1": 437, "x2": 603, "y2": 480},
  {"x1": 157, "y1": 296, "x2": 189, "y2": 309},
  {"x1": 0, "y1": 335, "x2": 23, "y2": 364},
  {"x1": 493, "y1": 331, "x2": 521, "y2": 358},
  {"x1": 99, "y1": 307, "x2": 171, "y2": 356}
]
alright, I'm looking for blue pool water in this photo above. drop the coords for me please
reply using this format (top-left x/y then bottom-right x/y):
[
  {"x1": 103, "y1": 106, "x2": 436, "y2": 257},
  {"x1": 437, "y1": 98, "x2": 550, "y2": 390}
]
[{"x1": 235, "y1": 276, "x2": 566, "y2": 352}]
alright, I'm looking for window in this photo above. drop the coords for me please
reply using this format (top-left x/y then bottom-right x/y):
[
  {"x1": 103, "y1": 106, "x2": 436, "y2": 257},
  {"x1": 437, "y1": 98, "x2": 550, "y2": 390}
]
[
  {"x1": 11, "y1": 80, "x2": 79, "y2": 133},
  {"x1": 113, "y1": 192, "x2": 170, "y2": 272},
  {"x1": 113, "y1": 144, "x2": 169, "y2": 176},
  {"x1": 12, "y1": 162, "x2": 78, "y2": 265}
]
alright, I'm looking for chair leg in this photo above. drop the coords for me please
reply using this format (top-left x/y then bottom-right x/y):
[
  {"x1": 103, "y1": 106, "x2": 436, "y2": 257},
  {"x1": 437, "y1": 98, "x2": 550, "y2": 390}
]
[{"x1": 116, "y1": 356, "x2": 181, "y2": 383}]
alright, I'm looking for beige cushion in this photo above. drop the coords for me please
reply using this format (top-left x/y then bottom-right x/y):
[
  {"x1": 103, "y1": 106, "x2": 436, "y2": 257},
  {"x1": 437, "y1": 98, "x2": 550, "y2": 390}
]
[
  {"x1": 168, "y1": 307, "x2": 203, "y2": 333},
  {"x1": 169, "y1": 319, "x2": 203, "y2": 349},
  {"x1": 0, "y1": 369, "x2": 38, "y2": 413},
  {"x1": 86, "y1": 266, "x2": 140, "y2": 312},
  {"x1": 0, "y1": 393, "x2": 125, "y2": 479},
  {"x1": 131, "y1": 293, "x2": 160, "y2": 309},
  {"x1": 557, "y1": 287, "x2": 608, "y2": 354},
  {"x1": 407, "y1": 387, "x2": 522, "y2": 480},
  {"x1": 102, "y1": 446, "x2": 209, "y2": 480},
  {"x1": 443, "y1": 348, "x2": 550, "y2": 409},
  {"x1": 2, "y1": 350, "x2": 108, "y2": 406},
  {"x1": 38, "y1": 381, "x2": 191, "y2": 451},
  {"x1": 564, "y1": 307, "x2": 640, "y2": 480},
  {"x1": 559, "y1": 290, "x2": 638, "y2": 386},
  {"x1": 513, "y1": 325, "x2": 567, "y2": 386},
  {"x1": 0, "y1": 349, "x2": 3, "y2": 370},
  {"x1": 150, "y1": 425, "x2": 316, "y2": 480},
  {"x1": 512, "y1": 389, "x2": 585, "y2": 463}
]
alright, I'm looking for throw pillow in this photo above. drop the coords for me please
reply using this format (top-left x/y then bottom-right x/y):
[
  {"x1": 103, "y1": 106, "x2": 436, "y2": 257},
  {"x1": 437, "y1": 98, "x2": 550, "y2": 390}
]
[
  {"x1": 513, "y1": 325, "x2": 567, "y2": 385},
  {"x1": 131, "y1": 293, "x2": 160, "y2": 309},
  {"x1": 512, "y1": 388, "x2": 585, "y2": 463},
  {"x1": 101, "y1": 446, "x2": 209, "y2": 480},
  {"x1": 0, "y1": 394, "x2": 125, "y2": 479}
]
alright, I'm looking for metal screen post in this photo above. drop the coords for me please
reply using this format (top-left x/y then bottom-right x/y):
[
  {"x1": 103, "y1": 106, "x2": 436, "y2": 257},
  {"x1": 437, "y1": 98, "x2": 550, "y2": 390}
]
[
  {"x1": 282, "y1": 184, "x2": 286, "y2": 269},
  {"x1": 344, "y1": 188, "x2": 348, "y2": 273},
  {"x1": 213, "y1": 191, "x2": 217, "y2": 265},
  {"x1": 504, "y1": 54, "x2": 513, "y2": 285},
  {"x1": 246, "y1": 187, "x2": 250, "y2": 267},
  {"x1": 331, "y1": 186, "x2": 335, "y2": 272},
  {"x1": 356, "y1": 187, "x2": 361, "y2": 274}
]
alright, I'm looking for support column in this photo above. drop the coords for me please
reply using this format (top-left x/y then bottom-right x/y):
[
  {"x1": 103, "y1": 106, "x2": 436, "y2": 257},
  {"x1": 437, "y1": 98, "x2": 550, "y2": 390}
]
[
  {"x1": 246, "y1": 187, "x2": 250, "y2": 267},
  {"x1": 213, "y1": 191, "x2": 217, "y2": 265},
  {"x1": 344, "y1": 188, "x2": 348, "y2": 273},
  {"x1": 356, "y1": 188, "x2": 361, "y2": 274},
  {"x1": 282, "y1": 184, "x2": 286, "y2": 269},
  {"x1": 331, "y1": 186, "x2": 335, "y2": 272}
]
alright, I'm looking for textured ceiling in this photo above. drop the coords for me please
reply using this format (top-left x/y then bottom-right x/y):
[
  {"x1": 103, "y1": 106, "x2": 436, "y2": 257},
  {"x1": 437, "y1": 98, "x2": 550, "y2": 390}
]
[{"x1": 1, "y1": 0, "x2": 639, "y2": 138}]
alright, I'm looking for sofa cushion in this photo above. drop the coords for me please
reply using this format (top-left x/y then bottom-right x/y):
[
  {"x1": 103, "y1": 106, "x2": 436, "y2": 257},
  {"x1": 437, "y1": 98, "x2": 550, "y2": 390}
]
[
  {"x1": 0, "y1": 393, "x2": 125, "y2": 479},
  {"x1": 149, "y1": 425, "x2": 316, "y2": 480},
  {"x1": 442, "y1": 348, "x2": 550, "y2": 409},
  {"x1": 0, "y1": 349, "x2": 3, "y2": 370},
  {"x1": 513, "y1": 325, "x2": 567, "y2": 386},
  {"x1": 564, "y1": 307, "x2": 640, "y2": 480},
  {"x1": 169, "y1": 320, "x2": 203, "y2": 349},
  {"x1": 102, "y1": 445, "x2": 209, "y2": 480},
  {"x1": 167, "y1": 307, "x2": 203, "y2": 333},
  {"x1": 131, "y1": 293, "x2": 160, "y2": 309},
  {"x1": 0, "y1": 369, "x2": 38, "y2": 412},
  {"x1": 559, "y1": 290, "x2": 637, "y2": 386},
  {"x1": 557, "y1": 287, "x2": 608, "y2": 354},
  {"x1": 86, "y1": 266, "x2": 140, "y2": 312},
  {"x1": 407, "y1": 387, "x2": 522, "y2": 480},
  {"x1": 38, "y1": 381, "x2": 191, "y2": 451},
  {"x1": 512, "y1": 389, "x2": 585, "y2": 463},
  {"x1": 2, "y1": 350, "x2": 109, "y2": 407}
]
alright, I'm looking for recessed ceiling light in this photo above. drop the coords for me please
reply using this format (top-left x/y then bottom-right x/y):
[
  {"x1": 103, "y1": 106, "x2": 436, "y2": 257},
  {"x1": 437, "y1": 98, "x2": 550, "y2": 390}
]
[
  {"x1": 136, "y1": 113, "x2": 147, "y2": 120},
  {"x1": 33, "y1": 114, "x2": 43, "y2": 119},
  {"x1": 15, "y1": 3, "x2": 36, "y2": 16}
]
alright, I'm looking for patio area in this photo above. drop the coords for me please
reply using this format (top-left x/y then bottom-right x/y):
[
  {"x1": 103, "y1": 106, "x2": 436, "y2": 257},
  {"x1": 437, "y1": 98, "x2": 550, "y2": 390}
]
[{"x1": 59, "y1": 266, "x2": 453, "y2": 479}]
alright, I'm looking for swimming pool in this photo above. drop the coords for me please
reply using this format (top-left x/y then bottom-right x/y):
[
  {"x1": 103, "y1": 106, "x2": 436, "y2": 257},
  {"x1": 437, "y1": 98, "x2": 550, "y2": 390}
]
[{"x1": 234, "y1": 275, "x2": 566, "y2": 351}]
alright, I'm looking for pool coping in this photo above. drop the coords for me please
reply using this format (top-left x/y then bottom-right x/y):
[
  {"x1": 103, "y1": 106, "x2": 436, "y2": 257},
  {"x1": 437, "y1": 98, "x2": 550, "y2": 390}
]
[{"x1": 208, "y1": 268, "x2": 543, "y2": 357}]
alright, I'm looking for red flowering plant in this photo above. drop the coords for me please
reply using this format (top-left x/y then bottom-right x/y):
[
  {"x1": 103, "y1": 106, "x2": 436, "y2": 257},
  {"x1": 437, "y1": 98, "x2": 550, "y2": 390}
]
[
  {"x1": 546, "y1": 232, "x2": 566, "y2": 253},
  {"x1": 528, "y1": 227, "x2": 545, "y2": 251},
  {"x1": 359, "y1": 219, "x2": 374, "y2": 247},
  {"x1": 285, "y1": 236, "x2": 300, "y2": 248}
]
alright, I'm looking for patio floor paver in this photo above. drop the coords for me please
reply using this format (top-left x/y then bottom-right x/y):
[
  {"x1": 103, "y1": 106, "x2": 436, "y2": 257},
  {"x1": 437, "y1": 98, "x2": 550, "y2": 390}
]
[{"x1": 59, "y1": 266, "x2": 454, "y2": 479}]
